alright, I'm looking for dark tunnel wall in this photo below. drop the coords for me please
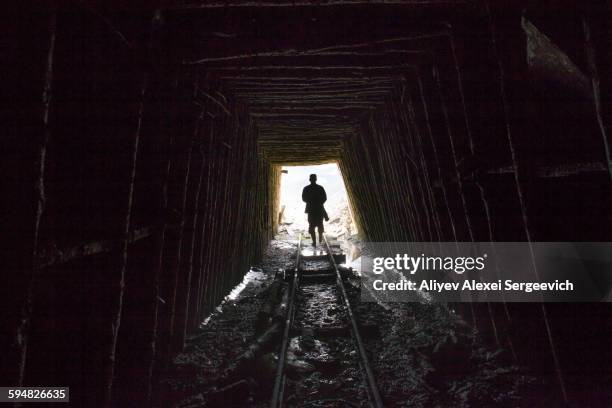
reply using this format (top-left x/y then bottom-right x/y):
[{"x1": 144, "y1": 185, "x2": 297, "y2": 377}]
[
  {"x1": 3, "y1": 3, "x2": 278, "y2": 405},
  {"x1": 2, "y1": 0, "x2": 612, "y2": 406}
]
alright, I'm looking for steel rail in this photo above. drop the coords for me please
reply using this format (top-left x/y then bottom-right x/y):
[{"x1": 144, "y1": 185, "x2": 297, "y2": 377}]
[
  {"x1": 270, "y1": 233, "x2": 302, "y2": 408},
  {"x1": 323, "y1": 234, "x2": 385, "y2": 408}
]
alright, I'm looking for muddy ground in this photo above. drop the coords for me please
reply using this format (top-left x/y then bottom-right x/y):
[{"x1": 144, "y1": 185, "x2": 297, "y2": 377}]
[{"x1": 157, "y1": 235, "x2": 544, "y2": 408}]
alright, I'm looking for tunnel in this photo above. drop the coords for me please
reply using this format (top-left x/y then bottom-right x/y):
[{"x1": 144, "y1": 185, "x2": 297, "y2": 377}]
[{"x1": 3, "y1": 1, "x2": 612, "y2": 407}]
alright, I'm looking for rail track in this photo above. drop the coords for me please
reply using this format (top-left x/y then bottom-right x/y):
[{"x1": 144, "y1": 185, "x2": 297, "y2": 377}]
[{"x1": 270, "y1": 233, "x2": 384, "y2": 408}]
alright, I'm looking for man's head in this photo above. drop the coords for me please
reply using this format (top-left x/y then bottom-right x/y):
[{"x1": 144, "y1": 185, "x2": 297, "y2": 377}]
[{"x1": 309, "y1": 174, "x2": 317, "y2": 184}]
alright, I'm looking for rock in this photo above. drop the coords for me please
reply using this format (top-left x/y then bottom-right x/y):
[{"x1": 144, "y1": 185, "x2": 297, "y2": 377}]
[{"x1": 286, "y1": 355, "x2": 316, "y2": 379}]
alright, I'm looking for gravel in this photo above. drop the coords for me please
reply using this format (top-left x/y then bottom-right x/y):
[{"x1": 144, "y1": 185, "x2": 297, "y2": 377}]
[{"x1": 158, "y1": 235, "x2": 537, "y2": 407}]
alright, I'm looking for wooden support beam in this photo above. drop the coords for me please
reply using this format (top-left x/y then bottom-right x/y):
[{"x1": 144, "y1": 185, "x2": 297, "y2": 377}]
[
  {"x1": 167, "y1": 1, "x2": 467, "y2": 11},
  {"x1": 7, "y1": 7, "x2": 57, "y2": 389},
  {"x1": 37, "y1": 226, "x2": 156, "y2": 269},
  {"x1": 221, "y1": 76, "x2": 398, "y2": 83},
  {"x1": 186, "y1": 50, "x2": 429, "y2": 66}
]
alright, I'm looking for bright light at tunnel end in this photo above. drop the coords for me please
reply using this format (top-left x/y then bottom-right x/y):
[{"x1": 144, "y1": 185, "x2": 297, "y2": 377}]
[{"x1": 278, "y1": 162, "x2": 357, "y2": 237}]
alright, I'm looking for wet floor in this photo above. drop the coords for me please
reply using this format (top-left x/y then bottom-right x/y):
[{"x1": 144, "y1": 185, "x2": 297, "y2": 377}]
[
  {"x1": 159, "y1": 235, "x2": 540, "y2": 408},
  {"x1": 283, "y1": 245, "x2": 369, "y2": 407},
  {"x1": 297, "y1": 285, "x2": 346, "y2": 328}
]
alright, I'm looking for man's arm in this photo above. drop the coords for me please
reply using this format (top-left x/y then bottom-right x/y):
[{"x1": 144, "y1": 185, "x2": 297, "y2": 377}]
[
  {"x1": 302, "y1": 186, "x2": 308, "y2": 203},
  {"x1": 321, "y1": 186, "x2": 327, "y2": 203}
]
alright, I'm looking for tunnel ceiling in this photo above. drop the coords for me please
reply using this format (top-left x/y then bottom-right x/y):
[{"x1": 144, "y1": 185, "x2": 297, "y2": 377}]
[{"x1": 165, "y1": 1, "x2": 471, "y2": 165}]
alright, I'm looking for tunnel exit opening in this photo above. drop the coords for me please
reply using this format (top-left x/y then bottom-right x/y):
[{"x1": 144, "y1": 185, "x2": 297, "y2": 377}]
[{"x1": 278, "y1": 162, "x2": 357, "y2": 239}]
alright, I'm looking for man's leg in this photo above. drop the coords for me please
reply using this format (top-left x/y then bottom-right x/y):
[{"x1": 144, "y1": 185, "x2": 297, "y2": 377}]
[
  {"x1": 309, "y1": 223, "x2": 316, "y2": 247},
  {"x1": 318, "y1": 221, "x2": 324, "y2": 246}
]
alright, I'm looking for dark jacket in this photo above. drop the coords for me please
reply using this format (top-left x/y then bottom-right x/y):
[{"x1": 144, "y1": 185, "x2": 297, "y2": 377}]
[{"x1": 302, "y1": 183, "x2": 327, "y2": 219}]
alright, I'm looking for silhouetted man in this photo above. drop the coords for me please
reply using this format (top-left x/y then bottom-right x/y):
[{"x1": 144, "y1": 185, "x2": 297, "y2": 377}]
[{"x1": 302, "y1": 174, "x2": 329, "y2": 247}]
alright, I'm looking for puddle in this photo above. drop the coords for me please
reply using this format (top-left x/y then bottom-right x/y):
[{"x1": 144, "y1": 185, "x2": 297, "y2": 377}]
[
  {"x1": 300, "y1": 247, "x2": 329, "y2": 257},
  {"x1": 301, "y1": 259, "x2": 333, "y2": 272}
]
